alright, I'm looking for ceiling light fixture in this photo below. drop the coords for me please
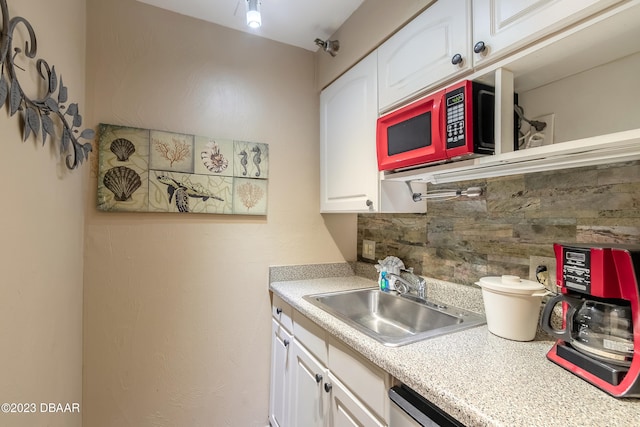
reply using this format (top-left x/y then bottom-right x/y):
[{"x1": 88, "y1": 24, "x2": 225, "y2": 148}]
[
  {"x1": 246, "y1": 0, "x2": 262, "y2": 29},
  {"x1": 314, "y1": 38, "x2": 340, "y2": 57}
]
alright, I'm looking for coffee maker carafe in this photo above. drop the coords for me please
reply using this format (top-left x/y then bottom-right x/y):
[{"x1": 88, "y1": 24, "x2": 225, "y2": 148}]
[{"x1": 540, "y1": 244, "x2": 640, "y2": 397}]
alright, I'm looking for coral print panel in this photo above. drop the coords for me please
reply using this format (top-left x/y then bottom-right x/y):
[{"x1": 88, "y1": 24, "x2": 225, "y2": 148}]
[
  {"x1": 97, "y1": 124, "x2": 269, "y2": 216},
  {"x1": 149, "y1": 130, "x2": 195, "y2": 173},
  {"x1": 233, "y1": 178, "x2": 267, "y2": 215}
]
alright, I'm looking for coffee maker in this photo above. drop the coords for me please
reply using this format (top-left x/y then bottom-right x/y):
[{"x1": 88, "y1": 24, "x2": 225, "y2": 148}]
[{"x1": 540, "y1": 243, "x2": 640, "y2": 397}]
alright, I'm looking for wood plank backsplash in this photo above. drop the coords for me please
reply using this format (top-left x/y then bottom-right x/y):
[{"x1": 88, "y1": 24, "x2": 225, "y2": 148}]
[{"x1": 357, "y1": 161, "x2": 640, "y2": 285}]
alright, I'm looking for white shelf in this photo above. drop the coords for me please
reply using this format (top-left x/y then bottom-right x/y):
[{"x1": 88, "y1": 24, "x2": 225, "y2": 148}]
[{"x1": 383, "y1": 128, "x2": 640, "y2": 184}]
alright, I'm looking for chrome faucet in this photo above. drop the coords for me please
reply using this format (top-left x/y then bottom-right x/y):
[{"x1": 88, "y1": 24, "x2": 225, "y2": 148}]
[{"x1": 387, "y1": 270, "x2": 426, "y2": 300}]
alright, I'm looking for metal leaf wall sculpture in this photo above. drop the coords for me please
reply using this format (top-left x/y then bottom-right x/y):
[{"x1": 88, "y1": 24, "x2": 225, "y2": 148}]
[{"x1": 0, "y1": 0, "x2": 94, "y2": 169}]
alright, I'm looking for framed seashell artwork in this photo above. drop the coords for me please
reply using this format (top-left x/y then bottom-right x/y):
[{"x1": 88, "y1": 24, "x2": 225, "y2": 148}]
[{"x1": 97, "y1": 123, "x2": 268, "y2": 215}]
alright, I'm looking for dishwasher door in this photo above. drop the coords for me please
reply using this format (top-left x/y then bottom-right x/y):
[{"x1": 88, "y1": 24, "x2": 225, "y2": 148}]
[{"x1": 388, "y1": 385, "x2": 466, "y2": 427}]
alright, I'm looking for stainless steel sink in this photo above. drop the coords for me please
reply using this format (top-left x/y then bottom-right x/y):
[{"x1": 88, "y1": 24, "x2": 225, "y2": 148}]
[{"x1": 303, "y1": 288, "x2": 485, "y2": 347}]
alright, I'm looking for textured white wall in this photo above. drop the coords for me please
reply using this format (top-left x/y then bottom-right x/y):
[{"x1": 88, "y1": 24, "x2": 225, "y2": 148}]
[
  {"x1": 83, "y1": 0, "x2": 354, "y2": 425},
  {"x1": 0, "y1": 1, "x2": 85, "y2": 426}
]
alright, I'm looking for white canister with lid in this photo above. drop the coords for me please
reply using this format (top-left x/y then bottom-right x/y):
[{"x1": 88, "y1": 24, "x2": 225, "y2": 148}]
[{"x1": 476, "y1": 275, "x2": 550, "y2": 341}]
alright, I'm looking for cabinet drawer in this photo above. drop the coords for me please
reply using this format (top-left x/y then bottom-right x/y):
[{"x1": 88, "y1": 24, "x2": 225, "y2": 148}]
[
  {"x1": 293, "y1": 311, "x2": 328, "y2": 366},
  {"x1": 328, "y1": 337, "x2": 389, "y2": 420},
  {"x1": 272, "y1": 295, "x2": 293, "y2": 333}
]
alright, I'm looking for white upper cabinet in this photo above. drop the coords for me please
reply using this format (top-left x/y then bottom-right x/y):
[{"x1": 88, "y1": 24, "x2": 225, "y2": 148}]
[
  {"x1": 320, "y1": 52, "x2": 379, "y2": 213},
  {"x1": 472, "y1": 0, "x2": 623, "y2": 66},
  {"x1": 377, "y1": 0, "x2": 471, "y2": 112},
  {"x1": 320, "y1": 51, "x2": 427, "y2": 213}
]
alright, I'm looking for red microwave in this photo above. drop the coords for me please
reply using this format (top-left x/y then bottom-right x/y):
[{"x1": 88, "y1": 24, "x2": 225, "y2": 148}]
[{"x1": 376, "y1": 80, "x2": 498, "y2": 171}]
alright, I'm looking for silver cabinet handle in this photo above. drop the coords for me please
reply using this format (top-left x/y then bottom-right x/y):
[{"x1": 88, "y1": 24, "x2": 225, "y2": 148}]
[
  {"x1": 474, "y1": 40, "x2": 487, "y2": 54},
  {"x1": 283, "y1": 339, "x2": 290, "y2": 347},
  {"x1": 324, "y1": 383, "x2": 332, "y2": 393},
  {"x1": 315, "y1": 374, "x2": 323, "y2": 383}
]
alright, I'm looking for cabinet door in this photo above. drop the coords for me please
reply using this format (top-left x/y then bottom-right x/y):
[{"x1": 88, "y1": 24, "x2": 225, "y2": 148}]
[
  {"x1": 289, "y1": 341, "x2": 328, "y2": 427},
  {"x1": 320, "y1": 52, "x2": 378, "y2": 213},
  {"x1": 269, "y1": 319, "x2": 292, "y2": 427},
  {"x1": 377, "y1": 0, "x2": 471, "y2": 112},
  {"x1": 328, "y1": 373, "x2": 386, "y2": 427},
  {"x1": 328, "y1": 338, "x2": 389, "y2": 420},
  {"x1": 472, "y1": 0, "x2": 622, "y2": 66}
]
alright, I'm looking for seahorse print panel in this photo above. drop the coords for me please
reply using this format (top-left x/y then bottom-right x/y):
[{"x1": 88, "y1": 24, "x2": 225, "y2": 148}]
[
  {"x1": 234, "y1": 141, "x2": 269, "y2": 179},
  {"x1": 96, "y1": 124, "x2": 268, "y2": 215},
  {"x1": 97, "y1": 124, "x2": 150, "y2": 212},
  {"x1": 149, "y1": 130, "x2": 195, "y2": 173}
]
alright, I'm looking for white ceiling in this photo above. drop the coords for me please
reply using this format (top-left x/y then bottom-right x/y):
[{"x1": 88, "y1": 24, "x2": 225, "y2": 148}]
[{"x1": 136, "y1": 0, "x2": 364, "y2": 52}]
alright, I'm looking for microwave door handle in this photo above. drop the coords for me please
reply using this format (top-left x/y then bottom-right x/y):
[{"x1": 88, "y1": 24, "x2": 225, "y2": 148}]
[{"x1": 433, "y1": 93, "x2": 444, "y2": 153}]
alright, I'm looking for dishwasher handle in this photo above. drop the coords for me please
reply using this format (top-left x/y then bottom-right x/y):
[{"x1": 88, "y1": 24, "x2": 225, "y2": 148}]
[{"x1": 389, "y1": 385, "x2": 466, "y2": 427}]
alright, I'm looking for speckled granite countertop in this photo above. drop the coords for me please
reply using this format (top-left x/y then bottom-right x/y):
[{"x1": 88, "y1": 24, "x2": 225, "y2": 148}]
[{"x1": 269, "y1": 264, "x2": 640, "y2": 427}]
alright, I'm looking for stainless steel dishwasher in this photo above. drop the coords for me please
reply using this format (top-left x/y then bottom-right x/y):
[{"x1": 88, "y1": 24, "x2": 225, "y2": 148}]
[{"x1": 389, "y1": 385, "x2": 466, "y2": 427}]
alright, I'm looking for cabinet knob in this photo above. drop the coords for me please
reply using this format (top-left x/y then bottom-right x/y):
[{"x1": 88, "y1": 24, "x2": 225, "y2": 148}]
[
  {"x1": 324, "y1": 383, "x2": 332, "y2": 393},
  {"x1": 451, "y1": 53, "x2": 463, "y2": 66},
  {"x1": 366, "y1": 199, "x2": 373, "y2": 208},
  {"x1": 474, "y1": 41, "x2": 487, "y2": 54},
  {"x1": 315, "y1": 374, "x2": 323, "y2": 383},
  {"x1": 283, "y1": 339, "x2": 290, "y2": 347},
  {"x1": 276, "y1": 307, "x2": 282, "y2": 315}
]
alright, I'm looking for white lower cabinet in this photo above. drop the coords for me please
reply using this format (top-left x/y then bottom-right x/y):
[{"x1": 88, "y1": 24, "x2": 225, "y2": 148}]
[
  {"x1": 328, "y1": 372, "x2": 386, "y2": 427},
  {"x1": 269, "y1": 299, "x2": 390, "y2": 427},
  {"x1": 290, "y1": 340, "x2": 327, "y2": 427},
  {"x1": 269, "y1": 319, "x2": 292, "y2": 427},
  {"x1": 289, "y1": 341, "x2": 386, "y2": 427}
]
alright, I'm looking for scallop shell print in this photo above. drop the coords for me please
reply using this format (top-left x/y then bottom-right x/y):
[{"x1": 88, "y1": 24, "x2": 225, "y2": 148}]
[
  {"x1": 110, "y1": 138, "x2": 136, "y2": 161},
  {"x1": 201, "y1": 140, "x2": 228, "y2": 173},
  {"x1": 103, "y1": 166, "x2": 142, "y2": 201}
]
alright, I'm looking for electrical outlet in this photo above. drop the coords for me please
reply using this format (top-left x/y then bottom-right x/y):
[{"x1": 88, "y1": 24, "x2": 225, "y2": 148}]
[
  {"x1": 532, "y1": 113, "x2": 555, "y2": 146},
  {"x1": 529, "y1": 255, "x2": 557, "y2": 293},
  {"x1": 362, "y1": 240, "x2": 376, "y2": 260}
]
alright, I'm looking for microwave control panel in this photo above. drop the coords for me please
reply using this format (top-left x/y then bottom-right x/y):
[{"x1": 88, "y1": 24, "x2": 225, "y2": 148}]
[{"x1": 445, "y1": 87, "x2": 466, "y2": 149}]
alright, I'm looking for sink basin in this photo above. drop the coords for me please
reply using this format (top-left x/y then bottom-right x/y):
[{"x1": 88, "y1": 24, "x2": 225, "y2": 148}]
[{"x1": 303, "y1": 288, "x2": 485, "y2": 347}]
